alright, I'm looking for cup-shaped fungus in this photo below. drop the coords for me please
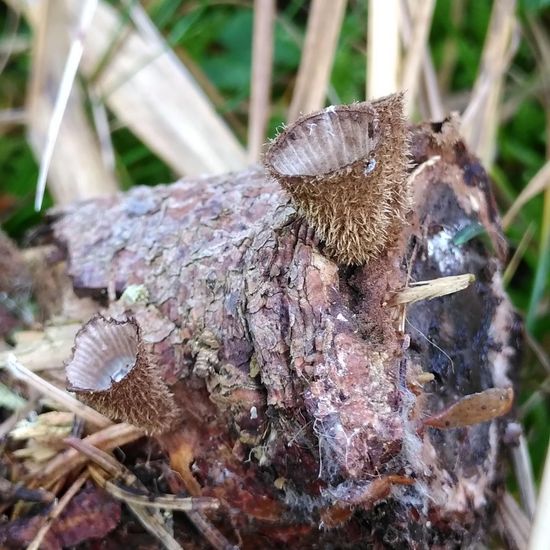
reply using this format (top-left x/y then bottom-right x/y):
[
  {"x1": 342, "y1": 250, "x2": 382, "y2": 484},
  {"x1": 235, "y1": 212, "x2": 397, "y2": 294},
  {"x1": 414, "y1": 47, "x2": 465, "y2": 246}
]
[
  {"x1": 265, "y1": 92, "x2": 410, "y2": 265},
  {"x1": 66, "y1": 315, "x2": 179, "y2": 435}
]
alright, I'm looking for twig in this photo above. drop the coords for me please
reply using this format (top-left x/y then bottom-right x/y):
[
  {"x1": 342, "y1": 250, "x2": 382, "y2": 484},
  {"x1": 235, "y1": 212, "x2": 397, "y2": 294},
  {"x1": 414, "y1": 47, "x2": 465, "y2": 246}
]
[
  {"x1": 34, "y1": 0, "x2": 98, "y2": 211},
  {"x1": 3, "y1": 354, "x2": 112, "y2": 429},
  {"x1": 248, "y1": 0, "x2": 275, "y2": 161},
  {"x1": 27, "y1": 469, "x2": 89, "y2": 550},
  {"x1": 288, "y1": 0, "x2": 347, "y2": 121},
  {"x1": 367, "y1": 0, "x2": 399, "y2": 99}
]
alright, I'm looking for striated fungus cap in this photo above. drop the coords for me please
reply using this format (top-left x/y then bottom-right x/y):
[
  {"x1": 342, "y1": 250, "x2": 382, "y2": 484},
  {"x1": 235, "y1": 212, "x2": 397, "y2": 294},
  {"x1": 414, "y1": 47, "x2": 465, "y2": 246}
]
[
  {"x1": 66, "y1": 315, "x2": 179, "y2": 435},
  {"x1": 265, "y1": 92, "x2": 410, "y2": 265}
]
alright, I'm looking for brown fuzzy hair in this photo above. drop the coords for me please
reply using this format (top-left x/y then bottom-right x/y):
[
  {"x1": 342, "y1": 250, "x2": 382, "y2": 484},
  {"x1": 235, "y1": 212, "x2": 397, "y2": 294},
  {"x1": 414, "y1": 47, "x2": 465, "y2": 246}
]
[
  {"x1": 66, "y1": 315, "x2": 179, "y2": 435},
  {"x1": 264, "y1": 93, "x2": 410, "y2": 265}
]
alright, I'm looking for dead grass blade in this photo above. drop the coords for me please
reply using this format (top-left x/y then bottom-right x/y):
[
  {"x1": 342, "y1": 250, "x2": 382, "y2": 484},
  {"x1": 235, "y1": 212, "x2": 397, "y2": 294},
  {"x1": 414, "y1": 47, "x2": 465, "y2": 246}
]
[
  {"x1": 35, "y1": 423, "x2": 143, "y2": 489},
  {"x1": 81, "y1": 0, "x2": 246, "y2": 175},
  {"x1": 288, "y1": 0, "x2": 347, "y2": 121},
  {"x1": 248, "y1": 0, "x2": 275, "y2": 161},
  {"x1": 33, "y1": 0, "x2": 99, "y2": 211},
  {"x1": 88, "y1": 465, "x2": 184, "y2": 550},
  {"x1": 65, "y1": 437, "x2": 219, "y2": 512},
  {"x1": 391, "y1": 274, "x2": 475, "y2": 306},
  {"x1": 461, "y1": 0, "x2": 518, "y2": 166},
  {"x1": 65, "y1": 436, "x2": 137, "y2": 484},
  {"x1": 502, "y1": 149, "x2": 550, "y2": 229},
  {"x1": 27, "y1": 470, "x2": 89, "y2": 550},
  {"x1": 497, "y1": 491, "x2": 531, "y2": 550},
  {"x1": 512, "y1": 433, "x2": 537, "y2": 519},
  {"x1": 0, "y1": 323, "x2": 80, "y2": 373},
  {"x1": 22, "y1": 0, "x2": 118, "y2": 208},
  {"x1": 367, "y1": 0, "x2": 400, "y2": 99},
  {"x1": 400, "y1": 0, "x2": 444, "y2": 120},
  {"x1": 0, "y1": 398, "x2": 38, "y2": 439},
  {"x1": 529, "y1": 439, "x2": 550, "y2": 549},
  {"x1": 503, "y1": 222, "x2": 536, "y2": 284},
  {"x1": 102, "y1": 481, "x2": 219, "y2": 512},
  {"x1": 400, "y1": 0, "x2": 436, "y2": 118},
  {"x1": 3, "y1": 354, "x2": 111, "y2": 429}
]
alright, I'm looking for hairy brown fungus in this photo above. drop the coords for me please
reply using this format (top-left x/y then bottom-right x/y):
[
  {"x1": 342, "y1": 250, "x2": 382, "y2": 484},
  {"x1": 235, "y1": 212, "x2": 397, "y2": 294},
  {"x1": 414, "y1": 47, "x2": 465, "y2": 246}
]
[
  {"x1": 66, "y1": 315, "x2": 179, "y2": 435},
  {"x1": 264, "y1": 92, "x2": 409, "y2": 265}
]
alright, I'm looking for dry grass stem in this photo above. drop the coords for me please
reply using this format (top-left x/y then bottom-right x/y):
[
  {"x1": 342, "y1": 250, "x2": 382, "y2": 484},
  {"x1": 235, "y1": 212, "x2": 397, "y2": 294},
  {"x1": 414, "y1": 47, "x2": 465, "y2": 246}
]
[
  {"x1": 3, "y1": 354, "x2": 112, "y2": 429},
  {"x1": 462, "y1": 0, "x2": 517, "y2": 165},
  {"x1": 525, "y1": 331, "x2": 550, "y2": 375},
  {"x1": 89, "y1": 87, "x2": 116, "y2": 173},
  {"x1": 27, "y1": 469, "x2": 89, "y2": 550},
  {"x1": 78, "y1": 0, "x2": 246, "y2": 176},
  {"x1": 35, "y1": 423, "x2": 143, "y2": 489},
  {"x1": 33, "y1": 0, "x2": 99, "y2": 211},
  {"x1": 400, "y1": 0, "x2": 436, "y2": 118},
  {"x1": 512, "y1": 433, "x2": 538, "y2": 519},
  {"x1": 89, "y1": 465, "x2": 183, "y2": 550},
  {"x1": 367, "y1": 0, "x2": 400, "y2": 99},
  {"x1": 400, "y1": 0, "x2": 444, "y2": 120},
  {"x1": 22, "y1": 0, "x2": 118, "y2": 208},
  {"x1": 497, "y1": 492, "x2": 531, "y2": 550},
  {"x1": 503, "y1": 222, "x2": 536, "y2": 284},
  {"x1": 102, "y1": 481, "x2": 219, "y2": 512},
  {"x1": 0, "y1": 324, "x2": 80, "y2": 373},
  {"x1": 65, "y1": 436, "x2": 137, "y2": 484},
  {"x1": 390, "y1": 274, "x2": 475, "y2": 306},
  {"x1": 529, "y1": 439, "x2": 550, "y2": 549},
  {"x1": 503, "y1": 158, "x2": 550, "y2": 228},
  {"x1": 287, "y1": 0, "x2": 347, "y2": 122},
  {"x1": 0, "y1": 108, "x2": 26, "y2": 128},
  {"x1": 248, "y1": 0, "x2": 275, "y2": 161},
  {"x1": 0, "y1": 398, "x2": 38, "y2": 439},
  {"x1": 185, "y1": 510, "x2": 239, "y2": 550}
]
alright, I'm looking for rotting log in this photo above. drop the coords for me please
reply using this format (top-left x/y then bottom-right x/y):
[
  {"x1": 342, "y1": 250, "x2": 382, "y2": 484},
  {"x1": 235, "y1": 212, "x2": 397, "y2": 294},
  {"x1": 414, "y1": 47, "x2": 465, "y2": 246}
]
[{"x1": 29, "y1": 114, "x2": 523, "y2": 548}]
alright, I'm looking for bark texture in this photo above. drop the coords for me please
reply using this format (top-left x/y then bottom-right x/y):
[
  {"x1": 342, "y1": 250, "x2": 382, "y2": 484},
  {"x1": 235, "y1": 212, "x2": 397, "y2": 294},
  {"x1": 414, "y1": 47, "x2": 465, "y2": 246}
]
[{"x1": 47, "y1": 118, "x2": 521, "y2": 548}]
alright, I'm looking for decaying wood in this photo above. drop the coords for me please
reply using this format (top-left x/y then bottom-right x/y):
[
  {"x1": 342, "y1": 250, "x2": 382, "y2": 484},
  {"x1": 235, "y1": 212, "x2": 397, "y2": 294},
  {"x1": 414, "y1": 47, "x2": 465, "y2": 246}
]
[{"x1": 5, "y1": 119, "x2": 521, "y2": 548}]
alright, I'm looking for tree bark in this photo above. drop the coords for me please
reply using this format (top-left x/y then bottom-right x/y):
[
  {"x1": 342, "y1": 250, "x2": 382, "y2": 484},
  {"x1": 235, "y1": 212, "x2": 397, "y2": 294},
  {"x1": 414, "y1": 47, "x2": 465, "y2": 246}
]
[{"x1": 46, "y1": 119, "x2": 521, "y2": 548}]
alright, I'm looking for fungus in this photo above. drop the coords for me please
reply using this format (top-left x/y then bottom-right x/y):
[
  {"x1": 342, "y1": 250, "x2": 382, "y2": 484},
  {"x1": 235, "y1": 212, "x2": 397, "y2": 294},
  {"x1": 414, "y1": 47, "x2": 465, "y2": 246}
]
[
  {"x1": 66, "y1": 315, "x2": 179, "y2": 435},
  {"x1": 264, "y1": 92, "x2": 410, "y2": 265}
]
